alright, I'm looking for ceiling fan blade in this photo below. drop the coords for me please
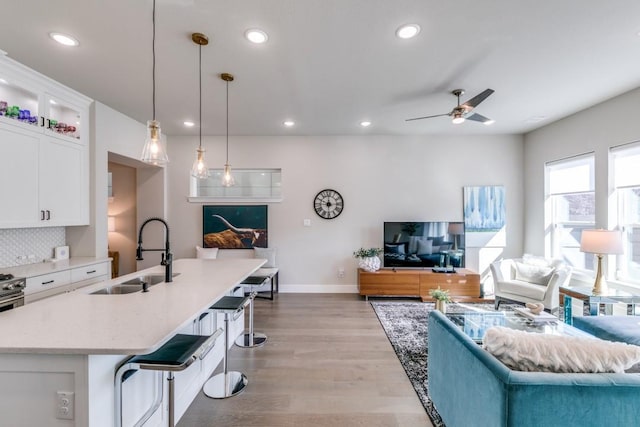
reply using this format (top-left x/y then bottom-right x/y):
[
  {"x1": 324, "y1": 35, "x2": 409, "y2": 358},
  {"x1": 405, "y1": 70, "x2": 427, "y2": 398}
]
[
  {"x1": 405, "y1": 113, "x2": 450, "y2": 122},
  {"x1": 466, "y1": 113, "x2": 494, "y2": 124},
  {"x1": 461, "y1": 88, "x2": 494, "y2": 111}
]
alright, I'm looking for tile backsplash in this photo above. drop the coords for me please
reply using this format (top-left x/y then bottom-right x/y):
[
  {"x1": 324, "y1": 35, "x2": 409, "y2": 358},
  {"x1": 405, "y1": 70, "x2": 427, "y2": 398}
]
[{"x1": 0, "y1": 227, "x2": 66, "y2": 268}]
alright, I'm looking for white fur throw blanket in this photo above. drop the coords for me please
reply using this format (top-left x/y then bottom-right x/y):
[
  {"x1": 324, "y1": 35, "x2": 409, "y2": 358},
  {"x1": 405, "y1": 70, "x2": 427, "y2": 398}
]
[{"x1": 483, "y1": 326, "x2": 640, "y2": 373}]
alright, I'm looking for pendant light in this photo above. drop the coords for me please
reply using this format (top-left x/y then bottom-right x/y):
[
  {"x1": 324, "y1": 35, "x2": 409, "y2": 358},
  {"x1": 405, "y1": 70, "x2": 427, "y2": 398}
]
[
  {"x1": 221, "y1": 73, "x2": 235, "y2": 187},
  {"x1": 140, "y1": 0, "x2": 169, "y2": 166},
  {"x1": 190, "y1": 33, "x2": 210, "y2": 179}
]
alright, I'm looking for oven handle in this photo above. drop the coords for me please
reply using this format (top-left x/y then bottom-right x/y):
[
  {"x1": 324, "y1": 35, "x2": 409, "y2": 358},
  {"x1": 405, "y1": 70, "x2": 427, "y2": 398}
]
[{"x1": 0, "y1": 294, "x2": 24, "y2": 307}]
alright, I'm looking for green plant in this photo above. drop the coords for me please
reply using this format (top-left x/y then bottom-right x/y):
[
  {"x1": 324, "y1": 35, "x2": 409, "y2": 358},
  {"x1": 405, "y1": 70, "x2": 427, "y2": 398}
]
[
  {"x1": 401, "y1": 222, "x2": 419, "y2": 236},
  {"x1": 353, "y1": 247, "x2": 383, "y2": 258},
  {"x1": 429, "y1": 286, "x2": 451, "y2": 302}
]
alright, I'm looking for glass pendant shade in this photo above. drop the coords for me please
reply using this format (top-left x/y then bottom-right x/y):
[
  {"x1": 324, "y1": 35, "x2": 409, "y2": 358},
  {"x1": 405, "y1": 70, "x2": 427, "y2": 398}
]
[
  {"x1": 141, "y1": 120, "x2": 168, "y2": 166},
  {"x1": 452, "y1": 113, "x2": 465, "y2": 124},
  {"x1": 191, "y1": 147, "x2": 210, "y2": 179},
  {"x1": 222, "y1": 163, "x2": 235, "y2": 187}
]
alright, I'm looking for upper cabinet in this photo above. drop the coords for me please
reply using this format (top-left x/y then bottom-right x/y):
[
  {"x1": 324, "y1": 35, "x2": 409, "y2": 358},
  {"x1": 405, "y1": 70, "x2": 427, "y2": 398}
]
[{"x1": 0, "y1": 56, "x2": 92, "y2": 228}]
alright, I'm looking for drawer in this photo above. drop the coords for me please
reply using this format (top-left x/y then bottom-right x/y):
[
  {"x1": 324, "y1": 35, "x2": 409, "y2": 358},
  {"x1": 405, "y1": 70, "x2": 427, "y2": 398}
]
[
  {"x1": 71, "y1": 262, "x2": 110, "y2": 283},
  {"x1": 25, "y1": 270, "x2": 72, "y2": 295}
]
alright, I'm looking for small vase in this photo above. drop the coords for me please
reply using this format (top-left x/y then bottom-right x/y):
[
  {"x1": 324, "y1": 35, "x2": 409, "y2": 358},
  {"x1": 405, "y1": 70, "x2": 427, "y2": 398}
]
[
  {"x1": 435, "y1": 300, "x2": 447, "y2": 314},
  {"x1": 359, "y1": 256, "x2": 381, "y2": 272}
]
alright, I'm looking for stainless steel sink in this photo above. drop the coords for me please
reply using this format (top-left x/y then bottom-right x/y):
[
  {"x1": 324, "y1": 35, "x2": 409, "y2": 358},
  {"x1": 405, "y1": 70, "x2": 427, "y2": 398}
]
[{"x1": 90, "y1": 273, "x2": 181, "y2": 295}]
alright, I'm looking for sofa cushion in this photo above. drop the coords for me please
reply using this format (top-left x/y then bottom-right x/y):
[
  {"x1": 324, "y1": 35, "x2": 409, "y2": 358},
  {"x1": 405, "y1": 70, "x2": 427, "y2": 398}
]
[
  {"x1": 484, "y1": 326, "x2": 640, "y2": 373},
  {"x1": 572, "y1": 316, "x2": 640, "y2": 346},
  {"x1": 498, "y1": 279, "x2": 547, "y2": 300},
  {"x1": 384, "y1": 243, "x2": 405, "y2": 254},
  {"x1": 513, "y1": 262, "x2": 554, "y2": 286},
  {"x1": 416, "y1": 239, "x2": 433, "y2": 255}
]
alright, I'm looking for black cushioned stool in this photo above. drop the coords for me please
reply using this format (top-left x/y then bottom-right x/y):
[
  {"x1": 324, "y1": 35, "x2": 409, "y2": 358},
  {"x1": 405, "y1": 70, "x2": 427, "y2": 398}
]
[
  {"x1": 203, "y1": 295, "x2": 250, "y2": 398},
  {"x1": 114, "y1": 330, "x2": 222, "y2": 427},
  {"x1": 236, "y1": 276, "x2": 269, "y2": 348}
]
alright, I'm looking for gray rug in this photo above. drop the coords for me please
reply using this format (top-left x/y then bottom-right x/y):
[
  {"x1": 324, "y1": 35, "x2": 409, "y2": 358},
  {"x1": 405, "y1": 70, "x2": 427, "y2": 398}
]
[{"x1": 371, "y1": 301, "x2": 520, "y2": 427}]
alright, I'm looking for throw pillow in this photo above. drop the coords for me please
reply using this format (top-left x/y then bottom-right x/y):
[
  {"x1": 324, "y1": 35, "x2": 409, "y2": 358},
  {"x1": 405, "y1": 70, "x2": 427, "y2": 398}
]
[
  {"x1": 522, "y1": 253, "x2": 552, "y2": 267},
  {"x1": 484, "y1": 326, "x2": 640, "y2": 373},
  {"x1": 514, "y1": 261, "x2": 554, "y2": 286},
  {"x1": 384, "y1": 243, "x2": 405, "y2": 255},
  {"x1": 254, "y1": 247, "x2": 276, "y2": 268},
  {"x1": 196, "y1": 245, "x2": 218, "y2": 259},
  {"x1": 431, "y1": 236, "x2": 444, "y2": 246},
  {"x1": 416, "y1": 239, "x2": 433, "y2": 255}
]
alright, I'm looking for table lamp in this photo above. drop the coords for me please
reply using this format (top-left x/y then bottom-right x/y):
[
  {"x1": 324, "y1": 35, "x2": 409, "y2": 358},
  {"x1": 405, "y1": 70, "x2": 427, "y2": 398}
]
[
  {"x1": 448, "y1": 223, "x2": 464, "y2": 251},
  {"x1": 579, "y1": 229, "x2": 623, "y2": 295}
]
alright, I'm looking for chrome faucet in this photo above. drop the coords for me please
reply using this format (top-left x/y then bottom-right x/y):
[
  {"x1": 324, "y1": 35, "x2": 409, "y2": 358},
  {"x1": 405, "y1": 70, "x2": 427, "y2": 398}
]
[{"x1": 136, "y1": 217, "x2": 173, "y2": 283}]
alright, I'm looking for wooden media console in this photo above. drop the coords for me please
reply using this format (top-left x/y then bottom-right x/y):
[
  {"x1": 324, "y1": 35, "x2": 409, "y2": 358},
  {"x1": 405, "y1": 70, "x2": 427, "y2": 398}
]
[{"x1": 357, "y1": 268, "x2": 482, "y2": 302}]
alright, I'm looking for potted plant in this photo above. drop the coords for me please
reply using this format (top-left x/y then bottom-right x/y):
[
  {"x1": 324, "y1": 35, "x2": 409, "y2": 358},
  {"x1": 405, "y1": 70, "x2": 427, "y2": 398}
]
[
  {"x1": 353, "y1": 247, "x2": 383, "y2": 272},
  {"x1": 429, "y1": 286, "x2": 452, "y2": 313}
]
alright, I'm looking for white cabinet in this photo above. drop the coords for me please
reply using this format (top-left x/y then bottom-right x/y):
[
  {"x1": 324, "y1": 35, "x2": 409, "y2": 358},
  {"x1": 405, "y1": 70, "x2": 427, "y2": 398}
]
[
  {"x1": 0, "y1": 126, "x2": 40, "y2": 226},
  {"x1": 0, "y1": 55, "x2": 91, "y2": 228},
  {"x1": 25, "y1": 260, "x2": 111, "y2": 304}
]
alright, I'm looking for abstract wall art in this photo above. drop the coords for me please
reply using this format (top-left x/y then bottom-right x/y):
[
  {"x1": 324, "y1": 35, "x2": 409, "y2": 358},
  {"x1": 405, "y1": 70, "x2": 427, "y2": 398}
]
[{"x1": 463, "y1": 186, "x2": 505, "y2": 232}]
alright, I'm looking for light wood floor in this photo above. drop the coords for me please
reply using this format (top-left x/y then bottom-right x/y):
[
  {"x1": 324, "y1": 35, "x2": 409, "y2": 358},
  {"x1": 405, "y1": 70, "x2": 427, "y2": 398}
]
[{"x1": 178, "y1": 293, "x2": 432, "y2": 427}]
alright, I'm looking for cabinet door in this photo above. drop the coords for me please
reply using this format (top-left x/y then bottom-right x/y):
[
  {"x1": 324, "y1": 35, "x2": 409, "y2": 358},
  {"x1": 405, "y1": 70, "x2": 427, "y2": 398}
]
[
  {"x1": 0, "y1": 125, "x2": 40, "y2": 227},
  {"x1": 39, "y1": 137, "x2": 88, "y2": 226}
]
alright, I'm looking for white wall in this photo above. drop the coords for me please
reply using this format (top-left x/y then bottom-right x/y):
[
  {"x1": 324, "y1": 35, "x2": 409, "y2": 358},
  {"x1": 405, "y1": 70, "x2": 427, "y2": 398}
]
[
  {"x1": 523, "y1": 87, "x2": 640, "y2": 255},
  {"x1": 167, "y1": 134, "x2": 524, "y2": 290}
]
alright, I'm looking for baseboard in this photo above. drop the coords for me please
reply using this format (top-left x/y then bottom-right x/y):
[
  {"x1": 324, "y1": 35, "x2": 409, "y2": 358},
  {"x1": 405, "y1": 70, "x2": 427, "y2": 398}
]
[{"x1": 279, "y1": 284, "x2": 359, "y2": 293}]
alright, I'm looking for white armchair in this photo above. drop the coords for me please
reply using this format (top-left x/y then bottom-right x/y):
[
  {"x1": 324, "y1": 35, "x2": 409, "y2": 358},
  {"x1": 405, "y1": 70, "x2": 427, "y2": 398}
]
[{"x1": 490, "y1": 256, "x2": 571, "y2": 314}]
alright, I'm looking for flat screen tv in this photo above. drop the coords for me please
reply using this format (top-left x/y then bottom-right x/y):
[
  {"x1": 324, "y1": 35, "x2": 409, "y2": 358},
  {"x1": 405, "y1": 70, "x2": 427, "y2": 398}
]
[{"x1": 383, "y1": 221, "x2": 465, "y2": 268}]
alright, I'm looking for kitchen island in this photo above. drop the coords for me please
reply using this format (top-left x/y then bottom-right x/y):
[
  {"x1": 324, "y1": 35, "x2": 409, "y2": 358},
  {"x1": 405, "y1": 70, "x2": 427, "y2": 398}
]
[{"x1": 0, "y1": 257, "x2": 264, "y2": 426}]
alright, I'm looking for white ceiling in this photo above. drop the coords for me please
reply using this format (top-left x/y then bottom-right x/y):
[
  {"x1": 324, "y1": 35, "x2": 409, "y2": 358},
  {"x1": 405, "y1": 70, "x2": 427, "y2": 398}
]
[{"x1": 1, "y1": 0, "x2": 640, "y2": 137}]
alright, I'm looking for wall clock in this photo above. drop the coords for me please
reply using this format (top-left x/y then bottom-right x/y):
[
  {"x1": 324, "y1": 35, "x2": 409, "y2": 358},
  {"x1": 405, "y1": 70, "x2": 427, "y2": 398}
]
[{"x1": 313, "y1": 189, "x2": 344, "y2": 219}]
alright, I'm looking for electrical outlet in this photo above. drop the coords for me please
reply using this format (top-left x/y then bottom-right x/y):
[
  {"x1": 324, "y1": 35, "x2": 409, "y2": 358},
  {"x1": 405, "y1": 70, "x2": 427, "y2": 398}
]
[
  {"x1": 56, "y1": 391, "x2": 74, "y2": 420},
  {"x1": 338, "y1": 268, "x2": 345, "y2": 278}
]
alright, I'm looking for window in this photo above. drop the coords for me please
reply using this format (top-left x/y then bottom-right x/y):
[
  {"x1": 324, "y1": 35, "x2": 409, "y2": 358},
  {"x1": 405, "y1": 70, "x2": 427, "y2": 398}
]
[
  {"x1": 612, "y1": 143, "x2": 640, "y2": 283},
  {"x1": 545, "y1": 154, "x2": 595, "y2": 269},
  {"x1": 189, "y1": 168, "x2": 282, "y2": 202}
]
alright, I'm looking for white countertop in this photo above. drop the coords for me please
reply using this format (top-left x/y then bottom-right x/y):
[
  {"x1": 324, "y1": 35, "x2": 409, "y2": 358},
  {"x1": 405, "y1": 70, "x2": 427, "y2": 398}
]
[
  {"x1": 1, "y1": 257, "x2": 112, "y2": 277},
  {"x1": 0, "y1": 258, "x2": 264, "y2": 355}
]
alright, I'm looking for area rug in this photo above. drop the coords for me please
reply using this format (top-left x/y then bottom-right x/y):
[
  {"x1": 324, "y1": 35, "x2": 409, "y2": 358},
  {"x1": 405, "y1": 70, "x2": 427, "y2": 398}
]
[{"x1": 371, "y1": 301, "x2": 520, "y2": 427}]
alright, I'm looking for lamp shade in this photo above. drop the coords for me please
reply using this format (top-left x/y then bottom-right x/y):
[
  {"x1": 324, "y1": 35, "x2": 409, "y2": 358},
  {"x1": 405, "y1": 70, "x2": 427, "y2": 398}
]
[
  {"x1": 107, "y1": 216, "x2": 116, "y2": 232},
  {"x1": 580, "y1": 229, "x2": 623, "y2": 255},
  {"x1": 448, "y1": 223, "x2": 464, "y2": 235}
]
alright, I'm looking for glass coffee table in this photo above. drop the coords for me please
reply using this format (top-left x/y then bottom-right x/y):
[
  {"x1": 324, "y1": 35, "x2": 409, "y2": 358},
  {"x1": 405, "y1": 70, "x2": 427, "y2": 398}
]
[
  {"x1": 560, "y1": 285, "x2": 640, "y2": 318},
  {"x1": 446, "y1": 310, "x2": 592, "y2": 343}
]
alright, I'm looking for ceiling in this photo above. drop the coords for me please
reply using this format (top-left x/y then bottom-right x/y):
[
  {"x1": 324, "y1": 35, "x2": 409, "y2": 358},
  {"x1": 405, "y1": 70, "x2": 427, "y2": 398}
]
[{"x1": 1, "y1": 0, "x2": 640, "y2": 137}]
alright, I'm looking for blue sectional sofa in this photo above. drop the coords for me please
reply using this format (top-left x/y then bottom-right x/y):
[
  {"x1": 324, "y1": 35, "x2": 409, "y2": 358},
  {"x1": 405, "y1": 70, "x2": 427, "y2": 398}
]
[
  {"x1": 428, "y1": 310, "x2": 640, "y2": 427},
  {"x1": 572, "y1": 315, "x2": 640, "y2": 346}
]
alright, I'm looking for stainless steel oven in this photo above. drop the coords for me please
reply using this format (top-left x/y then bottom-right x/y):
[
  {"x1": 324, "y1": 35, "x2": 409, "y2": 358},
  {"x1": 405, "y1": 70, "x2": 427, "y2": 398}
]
[{"x1": 0, "y1": 274, "x2": 25, "y2": 312}]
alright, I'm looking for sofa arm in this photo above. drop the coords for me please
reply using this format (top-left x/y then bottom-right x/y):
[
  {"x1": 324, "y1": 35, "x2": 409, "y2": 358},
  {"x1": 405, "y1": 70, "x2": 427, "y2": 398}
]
[{"x1": 428, "y1": 310, "x2": 514, "y2": 426}]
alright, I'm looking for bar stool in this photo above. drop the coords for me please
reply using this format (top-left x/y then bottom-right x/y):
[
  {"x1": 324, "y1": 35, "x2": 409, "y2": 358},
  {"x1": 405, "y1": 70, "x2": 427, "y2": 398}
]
[
  {"x1": 236, "y1": 276, "x2": 269, "y2": 348},
  {"x1": 114, "y1": 329, "x2": 222, "y2": 427},
  {"x1": 203, "y1": 295, "x2": 250, "y2": 398}
]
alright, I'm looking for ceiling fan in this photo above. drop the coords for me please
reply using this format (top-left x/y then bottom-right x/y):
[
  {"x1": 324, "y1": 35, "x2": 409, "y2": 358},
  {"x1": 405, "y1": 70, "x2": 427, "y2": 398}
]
[{"x1": 406, "y1": 88, "x2": 495, "y2": 125}]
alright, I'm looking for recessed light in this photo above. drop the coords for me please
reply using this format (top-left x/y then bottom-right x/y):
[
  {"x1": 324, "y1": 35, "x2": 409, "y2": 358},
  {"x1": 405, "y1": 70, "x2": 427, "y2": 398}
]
[
  {"x1": 0, "y1": 78, "x2": 7, "y2": 85},
  {"x1": 49, "y1": 32, "x2": 79, "y2": 47},
  {"x1": 483, "y1": 119, "x2": 495, "y2": 126},
  {"x1": 183, "y1": 121, "x2": 195, "y2": 127},
  {"x1": 283, "y1": 120, "x2": 295, "y2": 127},
  {"x1": 245, "y1": 29, "x2": 268, "y2": 44},
  {"x1": 360, "y1": 121, "x2": 372, "y2": 127},
  {"x1": 396, "y1": 24, "x2": 421, "y2": 39},
  {"x1": 50, "y1": 99, "x2": 57, "y2": 105}
]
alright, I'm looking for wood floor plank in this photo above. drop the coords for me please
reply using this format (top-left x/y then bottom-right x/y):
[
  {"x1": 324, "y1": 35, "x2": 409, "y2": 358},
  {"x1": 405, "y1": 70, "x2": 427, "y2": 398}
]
[{"x1": 178, "y1": 293, "x2": 433, "y2": 427}]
